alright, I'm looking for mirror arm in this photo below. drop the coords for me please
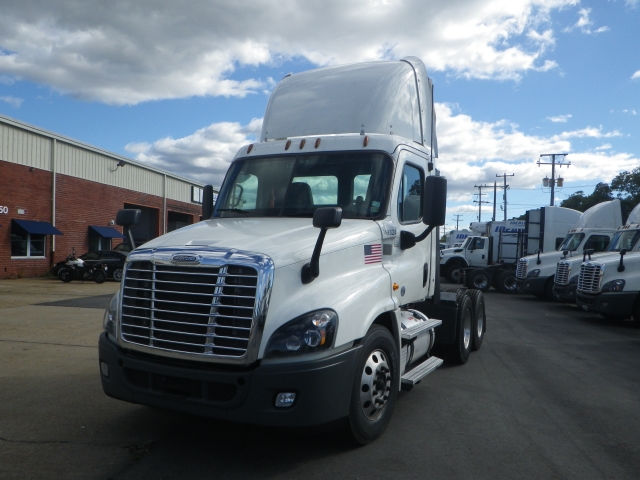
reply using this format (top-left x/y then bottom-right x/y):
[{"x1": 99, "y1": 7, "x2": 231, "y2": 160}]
[
  {"x1": 536, "y1": 249, "x2": 542, "y2": 265},
  {"x1": 618, "y1": 249, "x2": 627, "y2": 272},
  {"x1": 301, "y1": 229, "x2": 328, "y2": 284},
  {"x1": 400, "y1": 224, "x2": 435, "y2": 250}
]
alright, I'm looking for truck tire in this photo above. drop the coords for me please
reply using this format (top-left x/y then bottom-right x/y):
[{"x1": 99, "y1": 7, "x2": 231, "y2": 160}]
[
  {"x1": 468, "y1": 270, "x2": 490, "y2": 292},
  {"x1": 446, "y1": 294, "x2": 473, "y2": 364},
  {"x1": 497, "y1": 270, "x2": 517, "y2": 294},
  {"x1": 347, "y1": 325, "x2": 399, "y2": 445},
  {"x1": 445, "y1": 262, "x2": 463, "y2": 283},
  {"x1": 468, "y1": 289, "x2": 486, "y2": 351},
  {"x1": 544, "y1": 277, "x2": 556, "y2": 302}
]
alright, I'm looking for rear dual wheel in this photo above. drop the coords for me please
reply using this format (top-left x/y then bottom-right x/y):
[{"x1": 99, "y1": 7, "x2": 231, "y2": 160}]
[{"x1": 467, "y1": 289, "x2": 486, "y2": 351}]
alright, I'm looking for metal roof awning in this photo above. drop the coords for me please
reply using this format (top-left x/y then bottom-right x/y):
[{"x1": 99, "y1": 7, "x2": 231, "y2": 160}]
[
  {"x1": 89, "y1": 225, "x2": 126, "y2": 239},
  {"x1": 12, "y1": 219, "x2": 63, "y2": 235}
]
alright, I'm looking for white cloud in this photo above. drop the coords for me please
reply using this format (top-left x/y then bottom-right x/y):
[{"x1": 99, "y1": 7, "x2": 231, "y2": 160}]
[
  {"x1": 0, "y1": 95, "x2": 23, "y2": 107},
  {"x1": 547, "y1": 114, "x2": 572, "y2": 122},
  {"x1": 128, "y1": 104, "x2": 638, "y2": 200},
  {"x1": 564, "y1": 7, "x2": 609, "y2": 34},
  {"x1": 126, "y1": 118, "x2": 263, "y2": 187},
  {"x1": 632, "y1": 70, "x2": 640, "y2": 80},
  {"x1": 0, "y1": 0, "x2": 577, "y2": 105}
]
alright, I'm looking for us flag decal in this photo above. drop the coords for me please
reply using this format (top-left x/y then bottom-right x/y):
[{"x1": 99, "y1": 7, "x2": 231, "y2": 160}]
[{"x1": 364, "y1": 244, "x2": 382, "y2": 264}]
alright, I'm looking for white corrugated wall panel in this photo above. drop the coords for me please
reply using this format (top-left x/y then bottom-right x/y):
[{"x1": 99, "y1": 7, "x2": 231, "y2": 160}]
[
  {"x1": 166, "y1": 177, "x2": 195, "y2": 204},
  {"x1": 0, "y1": 123, "x2": 51, "y2": 170}
]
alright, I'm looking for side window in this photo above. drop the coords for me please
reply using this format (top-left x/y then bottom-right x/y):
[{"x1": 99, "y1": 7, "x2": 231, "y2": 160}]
[
  {"x1": 11, "y1": 231, "x2": 45, "y2": 257},
  {"x1": 468, "y1": 238, "x2": 485, "y2": 250},
  {"x1": 584, "y1": 235, "x2": 611, "y2": 252},
  {"x1": 397, "y1": 164, "x2": 423, "y2": 223}
]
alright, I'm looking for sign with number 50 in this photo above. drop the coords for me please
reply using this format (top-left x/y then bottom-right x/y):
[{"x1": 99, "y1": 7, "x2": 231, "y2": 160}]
[{"x1": 0, "y1": 206, "x2": 8, "y2": 214}]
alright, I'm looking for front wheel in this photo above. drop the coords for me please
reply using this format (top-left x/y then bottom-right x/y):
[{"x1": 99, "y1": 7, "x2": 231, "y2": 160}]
[
  {"x1": 445, "y1": 263, "x2": 463, "y2": 283},
  {"x1": 58, "y1": 268, "x2": 73, "y2": 283},
  {"x1": 347, "y1": 325, "x2": 399, "y2": 445}
]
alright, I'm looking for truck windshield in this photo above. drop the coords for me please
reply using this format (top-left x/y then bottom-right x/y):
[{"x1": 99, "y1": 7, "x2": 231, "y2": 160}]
[
  {"x1": 606, "y1": 229, "x2": 640, "y2": 252},
  {"x1": 214, "y1": 153, "x2": 393, "y2": 219},
  {"x1": 558, "y1": 233, "x2": 585, "y2": 251}
]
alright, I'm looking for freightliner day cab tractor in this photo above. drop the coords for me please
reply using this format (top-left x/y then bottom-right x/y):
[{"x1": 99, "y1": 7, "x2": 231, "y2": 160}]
[
  {"x1": 98, "y1": 58, "x2": 485, "y2": 444},
  {"x1": 554, "y1": 203, "x2": 640, "y2": 304},
  {"x1": 516, "y1": 200, "x2": 622, "y2": 301},
  {"x1": 440, "y1": 206, "x2": 579, "y2": 293}
]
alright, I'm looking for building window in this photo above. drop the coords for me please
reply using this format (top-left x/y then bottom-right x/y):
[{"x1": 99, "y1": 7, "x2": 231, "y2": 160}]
[
  {"x1": 11, "y1": 231, "x2": 46, "y2": 257},
  {"x1": 88, "y1": 236, "x2": 111, "y2": 252}
]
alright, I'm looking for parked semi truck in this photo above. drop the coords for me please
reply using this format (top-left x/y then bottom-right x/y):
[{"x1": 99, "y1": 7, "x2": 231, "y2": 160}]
[
  {"x1": 440, "y1": 206, "x2": 579, "y2": 292},
  {"x1": 98, "y1": 57, "x2": 485, "y2": 445},
  {"x1": 554, "y1": 203, "x2": 640, "y2": 304},
  {"x1": 516, "y1": 199, "x2": 622, "y2": 300}
]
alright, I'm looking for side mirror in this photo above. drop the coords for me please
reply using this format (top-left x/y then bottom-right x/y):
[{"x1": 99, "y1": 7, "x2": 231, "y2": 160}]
[
  {"x1": 202, "y1": 185, "x2": 214, "y2": 220},
  {"x1": 422, "y1": 176, "x2": 447, "y2": 226},
  {"x1": 302, "y1": 207, "x2": 343, "y2": 284},
  {"x1": 116, "y1": 209, "x2": 141, "y2": 250}
]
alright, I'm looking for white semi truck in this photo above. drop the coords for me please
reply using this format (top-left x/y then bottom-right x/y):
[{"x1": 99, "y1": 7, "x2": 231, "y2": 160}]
[
  {"x1": 440, "y1": 206, "x2": 579, "y2": 292},
  {"x1": 575, "y1": 208, "x2": 640, "y2": 322},
  {"x1": 98, "y1": 58, "x2": 484, "y2": 445},
  {"x1": 554, "y1": 203, "x2": 640, "y2": 304},
  {"x1": 516, "y1": 200, "x2": 622, "y2": 300}
]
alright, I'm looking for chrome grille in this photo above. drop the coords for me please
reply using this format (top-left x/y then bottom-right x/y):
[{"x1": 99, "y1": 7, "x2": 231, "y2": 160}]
[
  {"x1": 516, "y1": 258, "x2": 528, "y2": 279},
  {"x1": 555, "y1": 261, "x2": 571, "y2": 286},
  {"x1": 577, "y1": 262, "x2": 603, "y2": 294},
  {"x1": 120, "y1": 261, "x2": 258, "y2": 357}
]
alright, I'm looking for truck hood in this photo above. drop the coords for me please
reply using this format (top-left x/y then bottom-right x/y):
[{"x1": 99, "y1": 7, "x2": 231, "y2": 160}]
[{"x1": 136, "y1": 217, "x2": 382, "y2": 269}]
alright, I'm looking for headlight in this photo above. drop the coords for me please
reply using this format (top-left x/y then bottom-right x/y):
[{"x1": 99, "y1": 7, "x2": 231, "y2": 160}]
[
  {"x1": 103, "y1": 292, "x2": 119, "y2": 338},
  {"x1": 264, "y1": 309, "x2": 337, "y2": 359},
  {"x1": 569, "y1": 275, "x2": 578, "y2": 285},
  {"x1": 526, "y1": 269, "x2": 540, "y2": 278},
  {"x1": 601, "y1": 279, "x2": 625, "y2": 293}
]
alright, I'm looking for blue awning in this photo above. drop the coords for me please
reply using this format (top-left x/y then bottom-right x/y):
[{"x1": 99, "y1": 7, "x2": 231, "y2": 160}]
[
  {"x1": 89, "y1": 225, "x2": 126, "y2": 239},
  {"x1": 12, "y1": 219, "x2": 63, "y2": 235}
]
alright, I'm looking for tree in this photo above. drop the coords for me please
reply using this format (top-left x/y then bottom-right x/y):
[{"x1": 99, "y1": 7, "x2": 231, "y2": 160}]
[
  {"x1": 611, "y1": 167, "x2": 640, "y2": 221},
  {"x1": 560, "y1": 182, "x2": 613, "y2": 212}
]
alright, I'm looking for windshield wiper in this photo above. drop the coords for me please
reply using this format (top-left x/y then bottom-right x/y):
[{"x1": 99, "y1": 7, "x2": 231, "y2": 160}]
[{"x1": 217, "y1": 208, "x2": 250, "y2": 215}]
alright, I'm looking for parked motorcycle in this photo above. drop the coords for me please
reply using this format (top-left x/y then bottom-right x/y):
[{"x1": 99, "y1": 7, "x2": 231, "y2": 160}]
[{"x1": 58, "y1": 250, "x2": 109, "y2": 284}]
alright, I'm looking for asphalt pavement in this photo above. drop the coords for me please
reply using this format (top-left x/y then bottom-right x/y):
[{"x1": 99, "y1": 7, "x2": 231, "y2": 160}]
[{"x1": 1, "y1": 278, "x2": 639, "y2": 480}]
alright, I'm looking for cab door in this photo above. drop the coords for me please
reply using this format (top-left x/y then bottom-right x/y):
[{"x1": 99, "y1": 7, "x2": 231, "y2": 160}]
[
  {"x1": 382, "y1": 150, "x2": 430, "y2": 307},
  {"x1": 466, "y1": 237, "x2": 488, "y2": 266}
]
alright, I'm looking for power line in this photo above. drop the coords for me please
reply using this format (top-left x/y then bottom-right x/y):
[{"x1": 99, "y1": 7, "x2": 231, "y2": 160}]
[{"x1": 538, "y1": 153, "x2": 570, "y2": 206}]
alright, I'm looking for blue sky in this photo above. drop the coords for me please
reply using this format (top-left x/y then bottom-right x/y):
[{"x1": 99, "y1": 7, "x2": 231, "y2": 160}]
[{"x1": 1, "y1": 0, "x2": 639, "y2": 233}]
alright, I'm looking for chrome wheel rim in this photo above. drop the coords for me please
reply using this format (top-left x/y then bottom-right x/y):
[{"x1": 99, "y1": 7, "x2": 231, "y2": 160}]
[
  {"x1": 473, "y1": 274, "x2": 488, "y2": 289},
  {"x1": 463, "y1": 306, "x2": 472, "y2": 350},
  {"x1": 504, "y1": 275, "x2": 517, "y2": 291},
  {"x1": 359, "y1": 349, "x2": 391, "y2": 421},
  {"x1": 476, "y1": 309, "x2": 484, "y2": 338}
]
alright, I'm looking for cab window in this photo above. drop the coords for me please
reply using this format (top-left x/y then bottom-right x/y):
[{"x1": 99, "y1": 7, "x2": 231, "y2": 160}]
[{"x1": 397, "y1": 164, "x2": 423, "y2": 223}]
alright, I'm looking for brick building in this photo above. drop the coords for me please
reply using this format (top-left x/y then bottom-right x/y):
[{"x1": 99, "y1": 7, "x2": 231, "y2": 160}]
[{"x1": 0, "y1": 114, "x2": 215, "y2": 279}]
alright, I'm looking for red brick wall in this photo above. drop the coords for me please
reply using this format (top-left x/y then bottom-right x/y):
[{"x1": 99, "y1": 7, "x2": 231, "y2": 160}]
[{"x1": 0, "y1": 160, "x2": 201, "y2": 279}]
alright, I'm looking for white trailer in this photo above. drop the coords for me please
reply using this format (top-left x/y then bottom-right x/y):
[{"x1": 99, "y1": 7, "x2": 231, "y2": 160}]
[
  {"x1": 516, "y1": 200, "x2": 622, "y2": 300},
  {"x1": 98, "y1": 57, "x2": 484, "y2": 445}
]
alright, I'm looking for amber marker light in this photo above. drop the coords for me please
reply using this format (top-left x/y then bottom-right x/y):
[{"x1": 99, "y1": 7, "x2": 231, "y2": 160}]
[
  {"x1": 363, "y1": 136, "x2": 369, "y2": 147},
  {"x1": 315, "y1": 138, "x2": 321, "y2": 148},
  {"x1": 247, "y1": 144, "x2": 254, "y2": 154},
  {"x1": 285, "y1": 140, "x2": 291, "y2": 150},
  {"x1": 392, "y1": 283, "x2": 399, "y2": 291},
  {"x1": 299, "y1": 139, "x2": 306, "y2": 149}
]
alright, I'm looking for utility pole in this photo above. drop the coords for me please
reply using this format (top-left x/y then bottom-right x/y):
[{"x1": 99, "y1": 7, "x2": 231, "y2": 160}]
[
  {"x1": 492, "y1": 181, "x2": 497, "y2": 221},
  {"x1": 452, "y1": 214, "x2": 463, "y2": 230},
  {"x1": 473, "y1": 185, "x2": 492, "y2": 222},
  {"x1": 496, "y1": 173, "x2": 514, "y2": 221},
  {"x1": 538, "y1": 154, "x2": 569, "y2": 206}
]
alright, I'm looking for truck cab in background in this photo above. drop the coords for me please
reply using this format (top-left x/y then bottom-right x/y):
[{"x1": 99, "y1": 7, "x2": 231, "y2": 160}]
[
  {"x1": 440, "y1": 206, "x2": 580, "y2": 293},
  {"x1": 517, "y1": 200, "x2": 622, "y2": 300},
  {"x1": 555, "y1": 203, "x2": 640, "y2": 304}
]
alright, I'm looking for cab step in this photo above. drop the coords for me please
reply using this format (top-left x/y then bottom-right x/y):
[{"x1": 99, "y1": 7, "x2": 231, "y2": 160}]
[
  {"x1": 401, "y1": 318, "x2": 442, "y2": 341},
  {"x1": 401, "y1": 356, "x2": 443, "y2": 390}
]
